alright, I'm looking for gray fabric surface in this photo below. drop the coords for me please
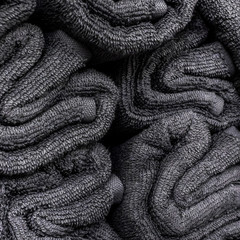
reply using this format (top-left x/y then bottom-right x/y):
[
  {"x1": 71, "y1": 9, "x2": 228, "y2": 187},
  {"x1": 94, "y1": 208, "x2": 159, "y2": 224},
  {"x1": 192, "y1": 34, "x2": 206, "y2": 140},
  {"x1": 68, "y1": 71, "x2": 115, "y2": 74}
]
[
  {"x1": 111, "y1": 111, "x2": 240, "y2": 240},
  {"x1": 198, "y1": 0, "x2": 240, "y2": 73},
  {"x1": 1, "y1": 144, "x2": 122, "y2": 239},
  {"x1": 198, "y1": 0, "x2": 240, "y2": 98},
  {"x1": 0, "y1": 1, "x2": 121, "y2": 239},
  {"x1": 34, "y1": 0, "x2": 197, "y2": 58},
  {"x1": 113, "y1": 15, "x2": 240, "y2": 133},
  {"x1": 0, "y1": 23, "x2": 118, "y2": 175},
  {"x1": 1, "y1": 0, "x2": 240, "y2": 239}
]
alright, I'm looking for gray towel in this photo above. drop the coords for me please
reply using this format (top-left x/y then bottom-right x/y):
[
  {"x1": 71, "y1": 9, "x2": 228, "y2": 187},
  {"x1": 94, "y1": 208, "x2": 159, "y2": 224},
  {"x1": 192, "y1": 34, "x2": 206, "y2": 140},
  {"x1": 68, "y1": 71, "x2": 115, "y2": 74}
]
[
  {"x1": 0, "y1": 2, "x2": 122, "y2": 239},
  {"x1": 198, "y1": 0, "x2": 240, "y2": 96},
  {"x1": 0, "y1": 144, "x2": 123, "y2": 239},
  {"x1": 0, "y1": 0, "x2": 35, "y2": 37},
  {"x1": 113, "y1": 16, "x2": 240, "y2": 134},
  {"x1": 34, "y1": 0, "x2": 197, "y2": 58},
  {"x1": 0, "y1": 24, "x2": 118, "y2": 175},
  {"x1": 3, "y1": 0, "x2": 240, "y2": 239},
  {"x1": 198, "y1": 0, "x2": 240, "y2": 74},
  {"x1": 111, "y1": 111, "x2": 240, "y2": 240}
]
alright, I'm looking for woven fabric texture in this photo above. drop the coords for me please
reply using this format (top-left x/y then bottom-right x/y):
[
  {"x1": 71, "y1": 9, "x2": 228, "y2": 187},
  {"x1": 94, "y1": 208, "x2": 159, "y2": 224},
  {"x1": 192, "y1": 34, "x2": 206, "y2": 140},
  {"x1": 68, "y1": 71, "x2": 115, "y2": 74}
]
[{"x1": 3, "y1": 144, "x2": 122, "y2": 239}]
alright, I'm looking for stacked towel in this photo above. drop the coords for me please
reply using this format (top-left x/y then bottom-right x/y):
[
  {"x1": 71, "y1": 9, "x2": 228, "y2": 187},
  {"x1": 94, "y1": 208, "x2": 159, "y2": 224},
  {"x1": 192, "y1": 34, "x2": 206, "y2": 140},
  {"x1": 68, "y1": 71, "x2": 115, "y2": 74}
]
[
  {"x1": 113, "y1": 16, "x2": 240, "y2": 134},
  {"x1": 111, "y1": 111, "x2": 240, "y2": 240},
  {"x1": 2, "y1": 0, "x2": 240, "y2": 239},
  {"x1": 1, "y1": 144, "x2": 123, "y2": 239},
  {"x1": 0, "y1": 25, "x2": 118, "y2": 175},
  {"x1": 198, "y1": 0, "x2": 240, "y2": 95},
  {"x1": 34, "y1": 0, "x2": 197, "y2": 58},
  {"x1": 0, "y1": 1, "x2": 122, "y2": 239}
]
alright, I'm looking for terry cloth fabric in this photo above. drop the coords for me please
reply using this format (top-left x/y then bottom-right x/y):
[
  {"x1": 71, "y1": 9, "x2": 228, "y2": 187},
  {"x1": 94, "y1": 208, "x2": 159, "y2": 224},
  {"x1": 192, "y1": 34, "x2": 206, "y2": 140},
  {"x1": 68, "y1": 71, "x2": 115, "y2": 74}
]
[
  {"x1": 111, "y1": 111, "x2": 240, "y2": 240},
  {"x1": 0, "y1": 23, "x2": 118, "y2": 175},
  {"x1": 198, "y1": 0, "x2": 240, "y2": 74},
  {"x1": 0, "y1": 143, "x2": 123, "y2": 239},
  {"x1": 0, "y1": 0, "x2": 36, "y2": 37},
  {"x1": 2, "y1": 0, "x2": 240, "y2": 239},
  {"x1": 113, "y1": 16, "x2": 240, "y2": 134},
  {"x1": 33, "y1": 0, "x2": 197, "y2": 58},
  {"x1": 0, "y1": 2, "x2": 122, "y2": 239}
]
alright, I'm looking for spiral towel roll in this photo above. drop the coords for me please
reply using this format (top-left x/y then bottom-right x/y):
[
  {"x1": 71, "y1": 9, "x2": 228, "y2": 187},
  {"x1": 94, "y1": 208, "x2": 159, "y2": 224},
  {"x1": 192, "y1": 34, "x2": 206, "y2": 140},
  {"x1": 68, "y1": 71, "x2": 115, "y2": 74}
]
[
  {"x1": 34, "y1": 0, "x2": 197, "y2": 58},
  {"x1": 0, "y1": 144, "x2": 123, "y2": 239},
  {"x1": 113, "y1": 16, "x2": 240, "y2": 133},
  {"x1": 111, "y1": 111, "x2": 240, "y2": 240}
]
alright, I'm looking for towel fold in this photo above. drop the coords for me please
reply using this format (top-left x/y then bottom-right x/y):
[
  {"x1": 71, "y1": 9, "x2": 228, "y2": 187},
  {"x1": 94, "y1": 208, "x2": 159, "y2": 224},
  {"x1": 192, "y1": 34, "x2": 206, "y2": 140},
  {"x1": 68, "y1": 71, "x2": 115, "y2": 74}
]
[
  {"x1": 198, "y1": 0, "x2": 240, "y2": 73},
  {"x1": 0, "y1": 2, "x2": 122, "y2": 240},
  {"x1": 0, "y1": 144, "x2": 123, "y2": 239},
  {"x1": 0, "y1": 22, "x2": 118, "y2": 175},
  {"x1": 198, "y1": 0, "x2": 240, "y2": 96},
  {"x1": 113, "y1": 16, "x2": 240, "y2": 134},
  {"x1": 3, "y1": 1, "x2": 240, "y2": 239},
  {"x1": 111, "y1": 111, "x2": 240, "y2": 240},
  {"x1": 34, "y1": 0, "x2": 197, "y2": 58},
  {"x1": 0, "y1": 0, "x2": 36, "y2": 37}
]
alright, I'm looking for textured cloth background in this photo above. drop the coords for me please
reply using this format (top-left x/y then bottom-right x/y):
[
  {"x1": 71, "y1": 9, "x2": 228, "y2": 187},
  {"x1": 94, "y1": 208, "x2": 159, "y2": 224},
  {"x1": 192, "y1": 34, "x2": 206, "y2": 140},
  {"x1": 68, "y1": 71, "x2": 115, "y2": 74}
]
[
  {"x1": 198, "y1": 0, "x2": 240, "y2": 73},
  {"x1": 0, "y1": 25, "x2": 118, "y2": 175},
  {"x1": 1, "y1": 0, "x2": 240, "y2": 239},
  {"x1": 112, "y1": 15, "x2": 240, "y2": 134},
  {"x1": 34, "y1": 0, "x2": 197, "y2": 59},
  {"x1": 111, "y1": 111, "x2": 240, "y2": 240},
  {"x1": 0, "y1": 0, "x2": 122, "y2": 239},
  {"x1": 2, "y1": 144, "x2": 123, "y2": 239}
]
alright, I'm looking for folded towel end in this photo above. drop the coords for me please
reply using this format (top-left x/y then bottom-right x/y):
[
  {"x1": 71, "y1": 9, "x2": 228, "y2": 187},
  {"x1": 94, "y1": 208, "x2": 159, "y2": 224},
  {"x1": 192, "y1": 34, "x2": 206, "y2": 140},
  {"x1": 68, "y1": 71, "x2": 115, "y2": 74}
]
[
  {"x1": 107, "y1": 174, "x2": 124, "y2": 205},
  {"x1": 224, "y1": 126, "x2": 240, "y2": 139}
]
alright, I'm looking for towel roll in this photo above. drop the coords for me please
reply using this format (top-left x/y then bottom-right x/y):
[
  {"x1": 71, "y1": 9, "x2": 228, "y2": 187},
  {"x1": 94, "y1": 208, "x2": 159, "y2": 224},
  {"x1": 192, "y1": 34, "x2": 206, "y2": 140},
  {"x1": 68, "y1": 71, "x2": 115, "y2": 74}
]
[
  {"x1": 0, "y1": 144, "x2": 123, "y2": 239},
  {"x1": 0, "y1": 4, "x2": 118, "y2": 175},
  {"x1": 34, "y1": 0, "x2": 197, "y2": 58},
  {"x1": 198, "y1": 0, "x2": 240, "y2": 73},
  {"x1": 0, "y1": 0, "x2": 36, "y2": 37},
  {"x1": 0, "y1": 42, "x2": 118, "y2": 174},
  {"x1": 113, "y1": 16, "x2": 240, "y2": 134},
  {"x1": 111, "y1": 111, "x2": 240, "y2": 240}
]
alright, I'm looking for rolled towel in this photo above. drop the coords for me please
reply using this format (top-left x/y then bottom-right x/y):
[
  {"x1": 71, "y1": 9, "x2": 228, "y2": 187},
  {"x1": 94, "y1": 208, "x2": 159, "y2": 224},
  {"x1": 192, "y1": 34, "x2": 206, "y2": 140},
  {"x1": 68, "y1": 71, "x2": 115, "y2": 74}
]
[
  {"x1": 0, "y1": 23, "x2": 118, "y2": 175},
  {"x1": 33, "y1": 0, "x2": 197, "y2": 58},
  {"x1": 0, "y1": 144, "x2": 123, "y2": 239},
  {"x1": 114, "y1": 16, "x2": 240, "y2": 134},
  {"x1": 111, "y1": 111, "x2": 240, "y2": 240},
  {"x1": 198, "y1": 0, "x2": 240, "y2": 73}
]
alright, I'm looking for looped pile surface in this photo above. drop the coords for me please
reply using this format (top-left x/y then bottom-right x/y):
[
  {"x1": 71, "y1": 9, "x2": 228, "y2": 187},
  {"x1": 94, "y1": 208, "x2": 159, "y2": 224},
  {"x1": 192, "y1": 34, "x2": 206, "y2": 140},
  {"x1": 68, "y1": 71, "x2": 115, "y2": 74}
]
[
  {"x1": 111, "y1": 111, "x2": 240, "y2": 240},
  {"x1": 34, "y1": 0, "x2": 197, "y2": 57},
  {"x1": 0, "y1": 1, "x2": 122, "y2": 239},
  {"x1": 198, "y1": 0, "x2": 240, "y2": 73},
  {"x1": 114, "y1": 16, "x2": 240, "y2": 133},
  {"x1": 0, "y1": 144, "x2": 123, "y2": 239},
  {"x1": 0, "y1": 22, "x2": 118, "y2": 175},
  {"x1": 1, "y1": 0, "x2": 240, "y2": 239}
]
